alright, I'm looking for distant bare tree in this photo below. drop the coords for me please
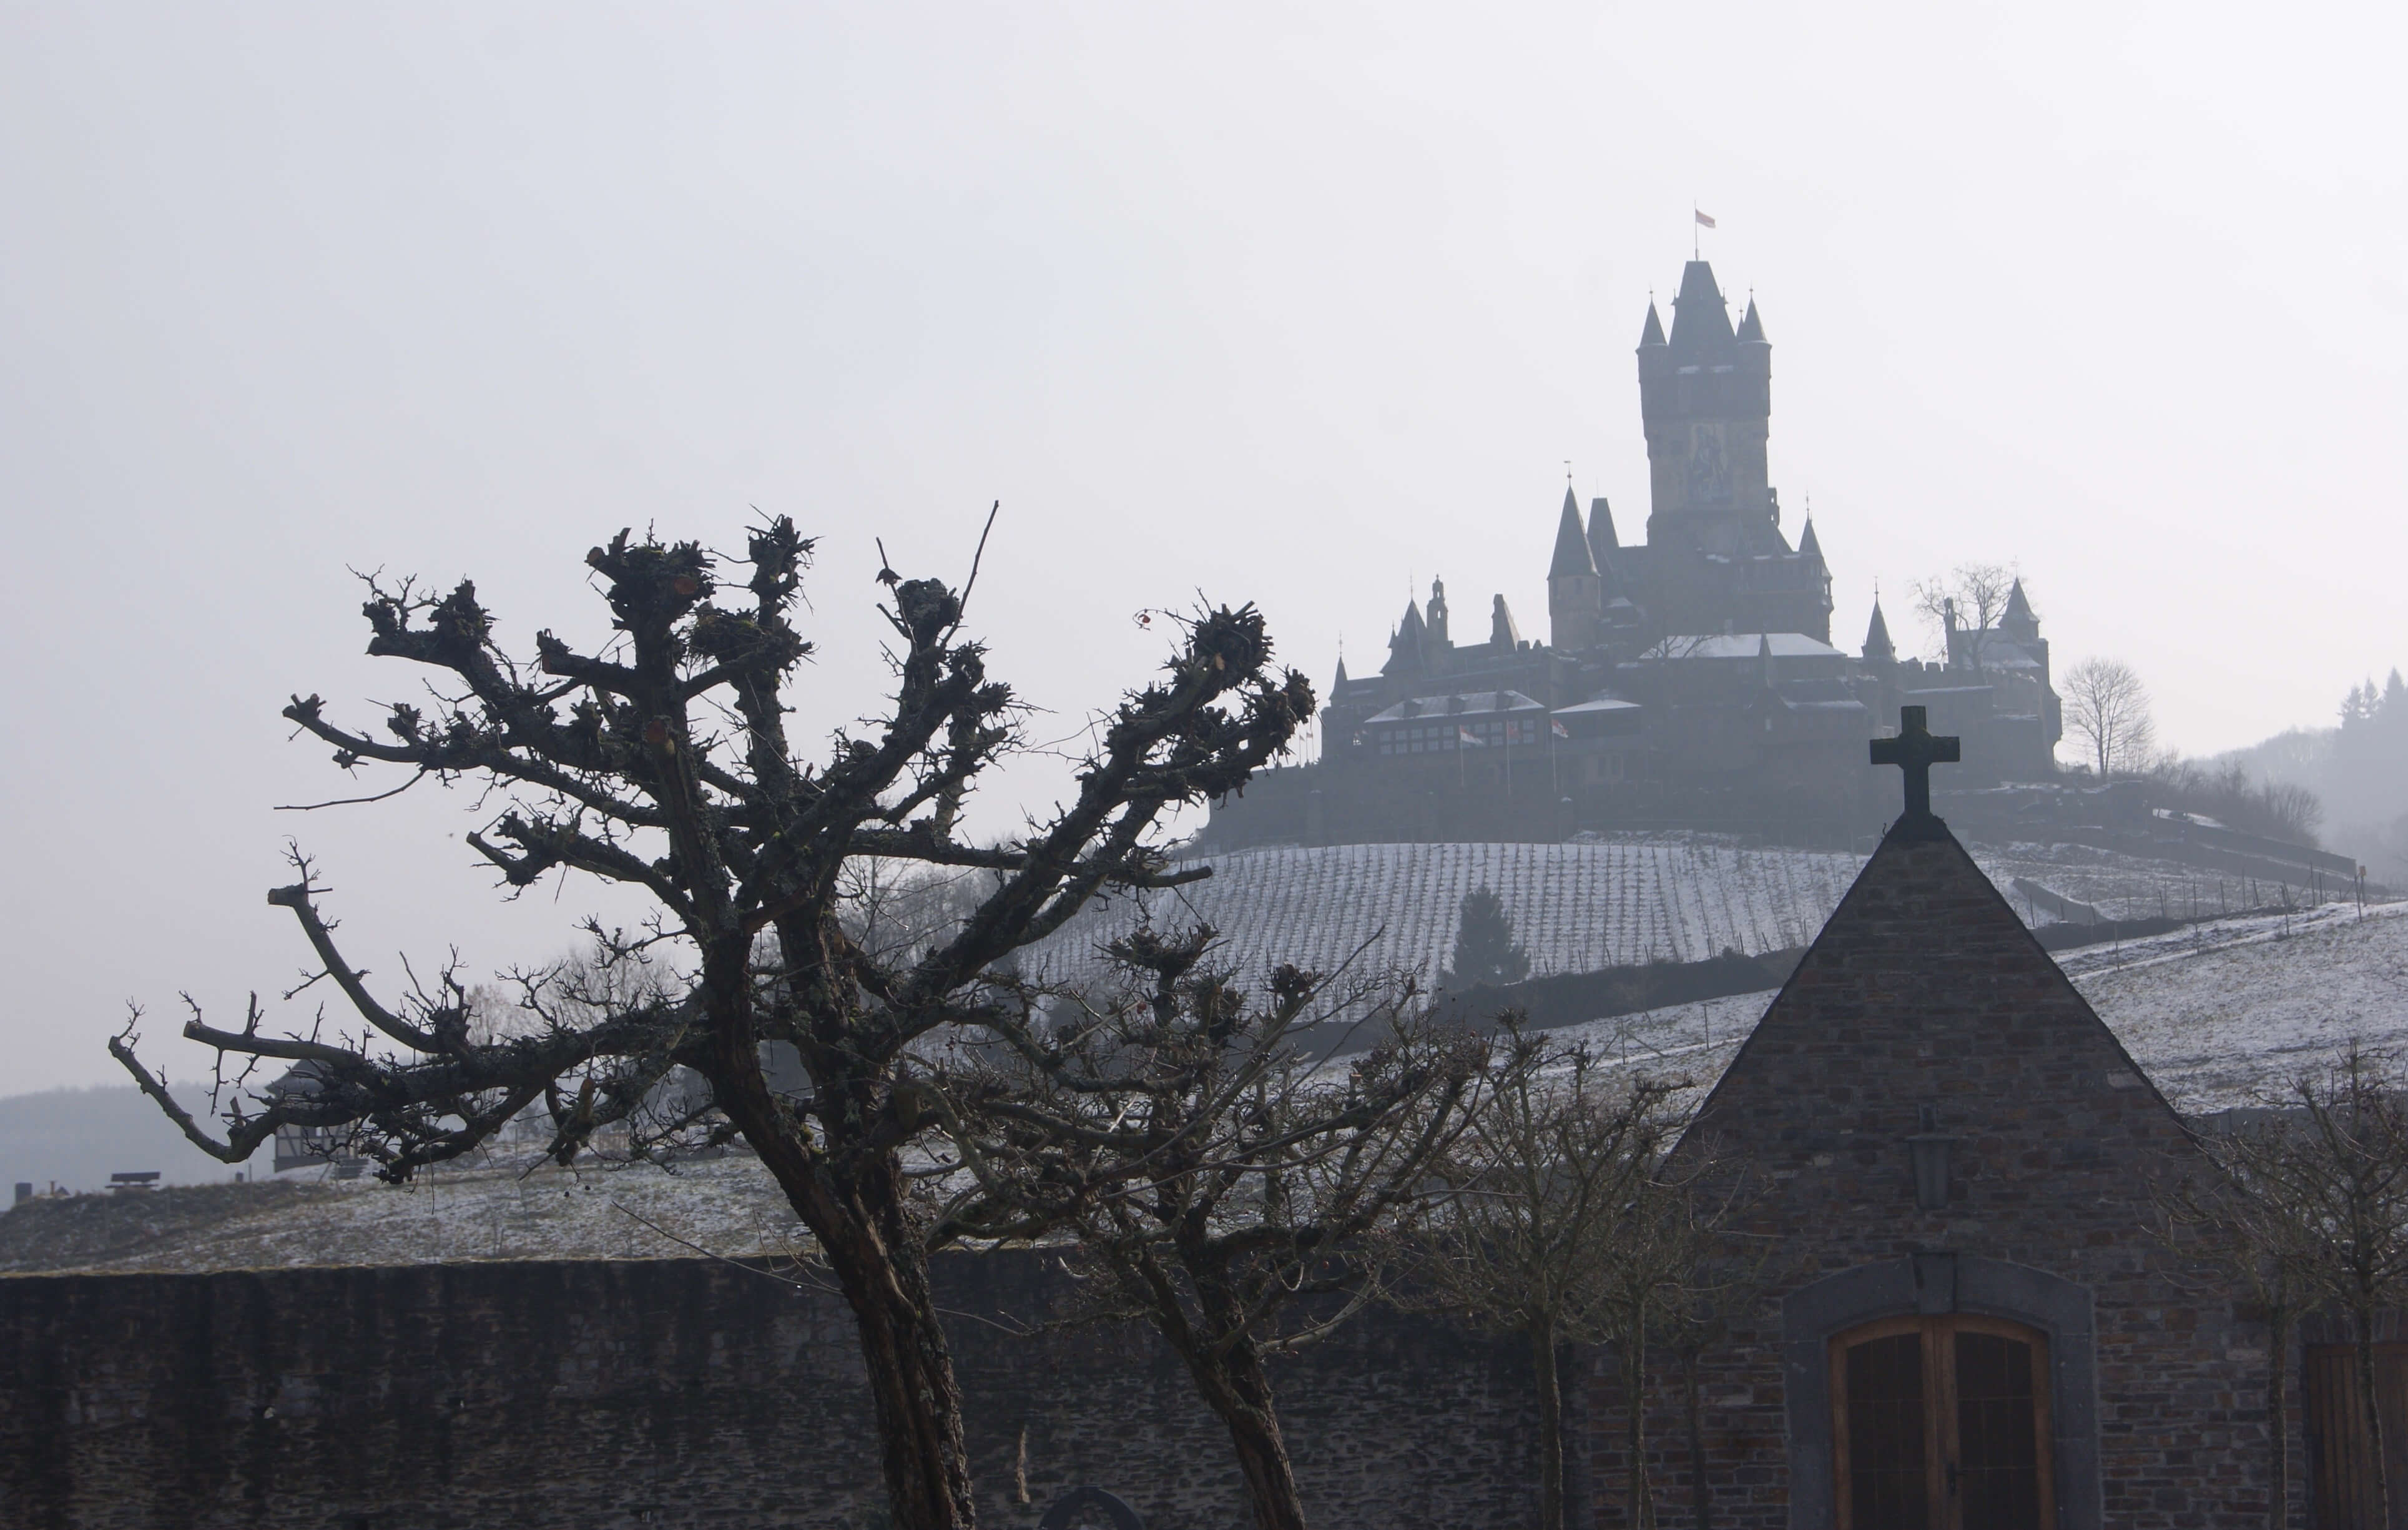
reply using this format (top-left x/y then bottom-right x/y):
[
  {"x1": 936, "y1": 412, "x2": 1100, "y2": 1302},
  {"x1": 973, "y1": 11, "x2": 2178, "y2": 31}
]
[
  {"x1": 936, "y1": 924, "x2": 1506, "y2": 1530},
  {"x1": 109, "y1": 518, "x2": 1313, "y2": 1530},
  {"x1": 1402, "y1": 1025, "x2": 1685, "y2": 1530},
  {"x1": 2061, "y1": 656, "x2": 2157, "y2": 777},
  {"x1": 1910, "y1": 562, "x2": 2016, "y2": 671}
]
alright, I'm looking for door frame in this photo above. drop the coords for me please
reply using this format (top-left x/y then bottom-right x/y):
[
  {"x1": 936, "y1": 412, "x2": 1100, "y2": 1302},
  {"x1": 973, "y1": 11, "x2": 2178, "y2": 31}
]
[
  {"x1": 1779, "y1": 1254, "x2": 2099, "y2": 1530},
  {"x1": 1829, "y1": 1313, "x2": 2057, "y2": 1530}
]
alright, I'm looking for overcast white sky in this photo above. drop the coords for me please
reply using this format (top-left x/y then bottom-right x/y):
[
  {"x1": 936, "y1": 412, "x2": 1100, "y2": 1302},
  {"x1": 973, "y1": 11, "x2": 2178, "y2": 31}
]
[{"x1": 2, "y1": 2, "x2": 2403, "y2": 1093}]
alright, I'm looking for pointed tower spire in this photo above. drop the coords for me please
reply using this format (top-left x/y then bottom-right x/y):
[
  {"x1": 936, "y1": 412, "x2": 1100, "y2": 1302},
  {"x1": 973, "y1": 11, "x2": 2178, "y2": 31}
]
[
  {"x1": 1736, "y1": 297, "x2": 1766, "y2": 344},
  {"x1": 1588, "y1": 496, "x2": 1619, "y2": 552},
  {"x1": 1384, "y1": 598, "x2": 1428, "y2": 676},
  {"x1": 1758, "y1": 632, "x2": 1777, "y2": 691},
  {"x1": 1548, "y1": 485, "x2": 1596, "y2": 578},
  {"x1": 1668, "y1": 260, "x2": 1736, "y2": 354},
  {"x1": 1489, "y1": 593, "x2": 1522, "y2": 651},
  {"x1": 1798, "y1": 518, "x2": 1822, "y2": 560},
  {"x1": 2001, "y1": 578, "x2": 2038, "y2": 641},
  {"x1": 1864, "y1": 600, "x2": 1895, "y2": 665},
  {"x1": 1639, "y1": 301, "x2": 1666, "y2": 347},
  {"x1": 1333, "y1": 653, "x2": 1349, "y2": 689}
]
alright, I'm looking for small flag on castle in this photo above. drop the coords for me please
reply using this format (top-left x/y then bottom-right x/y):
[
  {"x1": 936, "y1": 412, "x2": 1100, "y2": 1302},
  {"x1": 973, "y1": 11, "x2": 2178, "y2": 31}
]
[
  {"x1": 1694, "y1": 208, "x2": 1716, "y2": 229},
  {"x1": 1551, "y1": 718, "x2": 1571, "y2": 739},
  {"x1": 1458, "y1": 725, "x2": 1485, "y2": 748}
]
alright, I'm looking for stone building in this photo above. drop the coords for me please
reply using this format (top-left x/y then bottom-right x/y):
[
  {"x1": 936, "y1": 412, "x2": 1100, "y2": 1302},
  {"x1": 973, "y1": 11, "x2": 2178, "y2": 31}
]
[
  {"x1": 1606, "y1": 721, "x2": 2274, "y2": 1529},
  {"x1": 1204, "y1": 260, "x2": 2063, "y2": 849}
]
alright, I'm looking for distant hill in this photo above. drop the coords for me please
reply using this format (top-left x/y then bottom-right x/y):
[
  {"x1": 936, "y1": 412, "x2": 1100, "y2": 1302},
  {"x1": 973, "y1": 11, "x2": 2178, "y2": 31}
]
[
  {"x1": 0, "y1": 1084, "x2": 270, "y2": 1197},
  {"x1": 2210, "y1": 696, "x2": 2408, "y2": 883}
]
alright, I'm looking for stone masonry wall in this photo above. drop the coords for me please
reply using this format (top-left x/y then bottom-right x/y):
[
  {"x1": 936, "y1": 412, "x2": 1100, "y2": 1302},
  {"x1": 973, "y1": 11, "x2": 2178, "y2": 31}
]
[{"x1": 0, "y1": 1251, "x2": 1541, "y2": 1530}]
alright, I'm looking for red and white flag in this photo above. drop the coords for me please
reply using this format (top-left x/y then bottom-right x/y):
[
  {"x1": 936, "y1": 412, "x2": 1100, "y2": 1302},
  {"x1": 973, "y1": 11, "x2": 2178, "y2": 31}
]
[
  {"x1": 1458, "y1": 726, "x2": 1485, "y2": 748},
  {"x1": 1551, "y1": 718, "x2": 1571, "y2": 739},
  {"x1": 1694, "y1": 209, "x2": 1716, "y2": 229}
]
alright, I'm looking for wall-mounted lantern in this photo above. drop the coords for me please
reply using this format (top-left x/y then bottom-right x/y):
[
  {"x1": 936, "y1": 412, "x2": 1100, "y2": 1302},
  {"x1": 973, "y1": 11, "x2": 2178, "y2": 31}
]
[{"x1": 1906, "y1": 1104, "x2": 1959, "y2": 1211}]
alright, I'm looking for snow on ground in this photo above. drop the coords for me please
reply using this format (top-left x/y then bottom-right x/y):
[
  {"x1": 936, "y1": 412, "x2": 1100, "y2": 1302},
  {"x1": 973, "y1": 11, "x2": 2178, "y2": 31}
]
[
  {"x1": 0, "y1": 1151, "x2": 809, "y2": 1275},
  {"x1": 1538, "y1": 901, "x2": 2408, "y2": 1118},
  {"x1": 10, "y1": 879, "x2": 2397, "y2": 1277},
  {"x1": 2070, "y1": 900, "x2": 2408, "y2": 1112},
  {"x1": 1020, "y1": 837, "x2": 2341, "y2": 993}
]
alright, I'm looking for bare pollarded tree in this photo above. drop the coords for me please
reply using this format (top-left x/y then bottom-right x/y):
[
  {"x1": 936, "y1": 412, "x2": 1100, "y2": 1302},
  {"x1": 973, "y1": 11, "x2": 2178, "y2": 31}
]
[
  {"x1": 2060, "y1": 656, "x2": 2158, "y2": 777},
  {"x1": 935, "y1": 924, "x2": 1508, "y2": 1530},
  {"x1": 109, "y1": 517, "x2": 1313, "y2": 1530},
  {"x1": 2204, "y1": 1047, "x2": 2408, "y2": 1530},
  {"x1": 1402, "y1": 1025, "x2": 1688, "y2": 1530}
]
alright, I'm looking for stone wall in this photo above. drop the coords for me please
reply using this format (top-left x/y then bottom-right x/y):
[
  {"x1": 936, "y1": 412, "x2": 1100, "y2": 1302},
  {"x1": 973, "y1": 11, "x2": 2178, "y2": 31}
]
[{"x1": 0, "y1": 1251, "x2": 1541, "y2": 1530}]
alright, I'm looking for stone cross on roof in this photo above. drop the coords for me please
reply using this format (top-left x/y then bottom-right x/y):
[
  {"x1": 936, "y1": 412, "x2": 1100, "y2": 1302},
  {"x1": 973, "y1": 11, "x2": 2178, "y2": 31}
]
[{"x1": 1870, "y1": 704, "x2": 1960, "y2": 836}]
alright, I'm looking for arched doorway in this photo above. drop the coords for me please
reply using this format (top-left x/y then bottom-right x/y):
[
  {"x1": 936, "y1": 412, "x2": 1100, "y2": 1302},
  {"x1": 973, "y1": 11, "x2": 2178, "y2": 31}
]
[{"x1": 1831, "y1": 1315, "x2": 2055, "y2": 1530}]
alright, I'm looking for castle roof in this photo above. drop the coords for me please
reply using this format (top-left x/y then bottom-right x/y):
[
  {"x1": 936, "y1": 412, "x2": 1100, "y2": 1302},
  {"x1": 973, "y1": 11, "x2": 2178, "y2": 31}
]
[
  {"x1": 1668, "y1": 260, "x2": 1736, "y2": 355},
  {"x1": 1588, "y1": 496, "x2": 1619, "y2": 553},
  {"x1": 1362, "y1": 690, "x2": 1546, "y2": 725},
  {"x1": 1639, "y1": 301, "x2": 1666, "y2": 347},
  {"x1": 1798, "y1": 518, "x2": 1822, "y2": 560},
  {"x1": 1639, "y1": 632, "x2": 1844, "y2": 662},
  {"x1": 1548, "y1": 486, "x2": 1596, "y2": 578},
  {"x1": 1864, "y1": 600, "x2": 1895, "y2": 660},
  {"x1": 1736, "y1": 297, "x2": 1766, "y2": 343}
]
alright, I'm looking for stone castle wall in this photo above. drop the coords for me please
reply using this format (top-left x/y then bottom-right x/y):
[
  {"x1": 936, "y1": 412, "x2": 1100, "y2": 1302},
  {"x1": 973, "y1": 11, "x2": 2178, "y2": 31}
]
[{"x1": 0, "y1": 1252, "x2": 1543, "y2": 1530}]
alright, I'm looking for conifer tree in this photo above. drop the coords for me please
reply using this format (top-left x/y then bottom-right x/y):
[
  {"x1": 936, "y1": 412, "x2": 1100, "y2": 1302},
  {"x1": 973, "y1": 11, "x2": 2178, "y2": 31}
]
[{"x1": 1442, "y1": 884, "x2": 1531, "y2": 989}]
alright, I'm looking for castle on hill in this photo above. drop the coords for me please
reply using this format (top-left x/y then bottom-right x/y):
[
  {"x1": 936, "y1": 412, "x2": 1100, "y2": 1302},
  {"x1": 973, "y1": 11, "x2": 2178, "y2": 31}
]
[{"x1": 1206, "y1": 259, "x2": 2063, "y2": 847}]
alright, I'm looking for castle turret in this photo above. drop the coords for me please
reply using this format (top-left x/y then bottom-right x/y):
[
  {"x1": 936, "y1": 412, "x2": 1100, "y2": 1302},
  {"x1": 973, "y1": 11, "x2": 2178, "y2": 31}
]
[
  {"x1": 1383, "y1": 598, "x2": 1428, "y2": 676},
  {"x1": 2001, "y1": 578, "x2": 2038, "y2": 643},
  {"x1": 1546, "y1": 485, "x2": 1602, "y2": 651},
  {"x1": 1490, "y1": 594, "x2": 1521, "y2": 651},
  {"x1": 1426, "y1": 577, "x2": 1451, "y2": 649},
  {"x1": 1863, "y1": 600, "x2": 1895, "y2": 666}
]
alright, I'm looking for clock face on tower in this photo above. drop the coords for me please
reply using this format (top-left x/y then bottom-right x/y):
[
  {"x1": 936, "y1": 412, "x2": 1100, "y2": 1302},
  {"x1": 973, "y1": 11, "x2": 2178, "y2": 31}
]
[{"x1": 1686, "y1": 422, "x2": 1731, "y2": 506}]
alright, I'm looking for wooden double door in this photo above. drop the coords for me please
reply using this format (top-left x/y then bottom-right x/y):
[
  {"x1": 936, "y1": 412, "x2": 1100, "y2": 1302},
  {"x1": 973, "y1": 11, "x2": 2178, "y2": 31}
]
[{"x1": 1831, "y1": 1315, "x2": 2055, "y2": 1530}]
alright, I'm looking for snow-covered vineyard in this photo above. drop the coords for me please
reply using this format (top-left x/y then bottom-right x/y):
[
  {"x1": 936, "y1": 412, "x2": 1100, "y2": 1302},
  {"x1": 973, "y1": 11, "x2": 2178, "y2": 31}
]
[{"x1": 1019, "y1": 836, "x2": 2350, "y2": 991}]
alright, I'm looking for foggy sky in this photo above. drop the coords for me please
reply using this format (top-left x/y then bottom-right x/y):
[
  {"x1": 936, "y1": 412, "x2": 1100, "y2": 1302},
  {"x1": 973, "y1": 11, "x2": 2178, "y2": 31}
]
[{"x1": 4, "y1": 2, "x2": 2403, "y2": 1093}]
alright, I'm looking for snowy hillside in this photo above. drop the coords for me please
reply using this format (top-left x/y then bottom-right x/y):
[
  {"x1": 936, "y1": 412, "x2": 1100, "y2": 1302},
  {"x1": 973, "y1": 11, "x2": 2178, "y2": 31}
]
[
  {"x1": 7, "y1": 904, "x2": 2401, "y2": 1276},
  {"x1": 1019, "y1": 836, "x2": 2338, "y2": 992},
  {"x1": 1560, "y1": 901, "x2": 2408, "y2": 1117}
]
